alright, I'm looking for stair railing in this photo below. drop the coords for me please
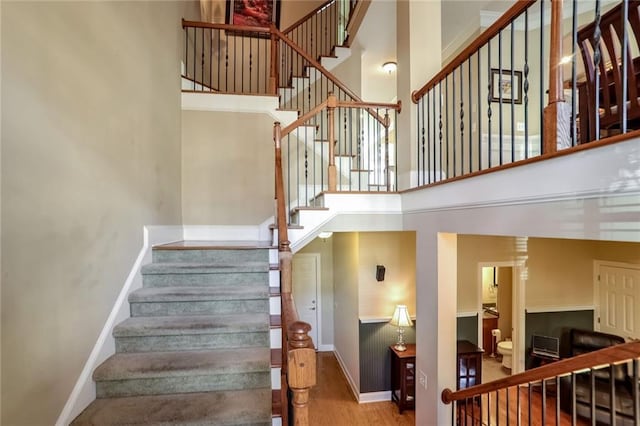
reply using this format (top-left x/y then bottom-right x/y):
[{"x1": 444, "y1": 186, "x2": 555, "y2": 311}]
[
  {"x1": 442, "y1": 340, "x2": 640, "y2": 425},
  {"x1": 274, "y1": 118, "x2": 316, "y2": 426},
  {"x1": 275, "y1": 93, "x2": 401, "y2": 224}
]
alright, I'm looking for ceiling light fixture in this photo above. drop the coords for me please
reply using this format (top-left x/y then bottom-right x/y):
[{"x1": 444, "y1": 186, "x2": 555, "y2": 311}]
[{"x1": 382, "y1": 61, "x2": 397, "y2": 74}]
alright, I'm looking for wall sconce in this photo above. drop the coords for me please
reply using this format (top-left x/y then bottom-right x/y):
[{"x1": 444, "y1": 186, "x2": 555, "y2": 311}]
[
  {"x1": 382, "y1": 61, "x2": 397, "y2": 74},
  {"x1": 376, "y1": 265, "x2": 386, "y2": 281},
  {"x1": 318, "y1": 231, "x2": 333, "y2": 241},
  {"x1": 390, "y1": 305, "x2": 413, "y2": 351}
]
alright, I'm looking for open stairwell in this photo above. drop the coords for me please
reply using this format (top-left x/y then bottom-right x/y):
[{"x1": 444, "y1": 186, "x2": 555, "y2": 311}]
[{"x1": 72, "y1": 242, "x2": 280, "y2": 425}]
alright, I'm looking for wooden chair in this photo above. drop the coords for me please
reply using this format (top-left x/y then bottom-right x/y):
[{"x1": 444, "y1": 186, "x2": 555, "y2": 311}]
[{"x1": 577, "y1": 0, "x2": 640, "y2": 143}]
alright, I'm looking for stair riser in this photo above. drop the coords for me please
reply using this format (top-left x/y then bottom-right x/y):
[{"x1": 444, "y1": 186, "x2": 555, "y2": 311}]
[
  {"x1": 131, "y1": 300, "x2": 269, "y2": 317},
  {"x1": 152, "y1": 249, "x2": 269, "y2": 264},
  {"x1": 96, "y1": 372, "x2": 270, "y2": 398},
  {"x1": 115, "y1": 332, "x2": 269, "y2": 353},
  {"x1": 142, "y1": 273, "x2": 269, "y2": 288}
]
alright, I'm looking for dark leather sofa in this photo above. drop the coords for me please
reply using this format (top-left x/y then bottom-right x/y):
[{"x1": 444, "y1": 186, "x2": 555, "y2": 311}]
[{"x1": 559, "y1": 328, "x2": 636, "y2": 425}]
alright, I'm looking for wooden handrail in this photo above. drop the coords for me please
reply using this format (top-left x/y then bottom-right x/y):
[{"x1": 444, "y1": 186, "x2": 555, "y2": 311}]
[
  {"x1": 181, "y1": 18, "x2": 270, "y2": 34},
  {"x1": 336, "y1": 99, "x2": 402, "y2": 113},
  {"x1": 411, "y1": 0, "x2": 536, "y2": 103},
  {"x1": 282, "y1": 0, "x2": 335, "y2": 34},
  {"x1": 442, "y1": 340, "x2": 640, "y2": 404},
  {"x1": 281, "y1": 99, "x2": 329, "y2": 137}
]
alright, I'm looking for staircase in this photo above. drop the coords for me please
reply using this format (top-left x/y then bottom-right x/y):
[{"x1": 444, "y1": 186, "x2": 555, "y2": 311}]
[{"x1": 72, "y1": 242, "x2": 279, "y2": 425}]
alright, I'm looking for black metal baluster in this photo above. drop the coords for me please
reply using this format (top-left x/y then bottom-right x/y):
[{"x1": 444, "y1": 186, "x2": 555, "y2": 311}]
[
  {"x1": 487, "y1": 392, "x2": 492, "y2": 426},
  {"x1": 540, "y1": 0, "x2": 545, "y2": 149},
  {"x1": 209, "y1": 29, "x2": 213, "y2": 91},
  {"x1": 590, "y1": 369, "x2": 596, "y2": 426},
  {"x1": 498, "y1": 30, "x2": 503, "y2": 165},
  {"x1": 524, "y1": 9, "x2": 529, "y2": 157},
  {"x1": 571, "y1": 0, "x2": 578, "y2": 145},
  {"x1": 218, "y1": 28, "x2": 222, "y2": 91},
  {"x1": 193, "y1": 27, "x2": 197, "y2": 90},
  {"x1": 609, "y1": 364, "x2": 616, "y2": 426},
  {"x1": 517, "y1": 385, "x2": 521, "y2": 426},
  {"x1": 446, "y1": 76, "x2": 450, "y2": 178},
  {"x1": 478, "y1": 50, "x2": 482, "y2": 171},
  {"x1": 541, "y1": 380, "x2": 547, "y2": 425},
  {"x1": 201, "y1": 27, "x2": 204, "y2": 91},
  {"x1": 452, "y1": 69, "x2": 457, "y2": 178},
  {"x1": 439, "y1": 81, "x2": 443, "y2": 180},
  {"x1": 233, "y1": 33, "x2": 237, "y2": 92},
  {"x1": 571, "y1": 372, "x2": 577, "y2": 426},
  {"x1": 621, "y1": 0, "x2": 629, "y2": 134},
  {"x1": 460, "y1": 64, "x2": 464, "y2": 176},
  {"x1": 496, "y1": 389, "x2": 500, "y2": 426},
  {"x1": 506, "y1": 386, "x2": 510, "y2": 425},
  {"x1": 510, "y1": 22, "x2": 515, "y2": 163},
  {"x1": 556, "y1": 376, "x2": 561, "y2": 425},
  {"x1": 432, "y1": 87, "x2": 437, "y2": 183},
  {"x1": 488, "y1": 39, "x2": 493, "y2": 168},
  {"x1": 184, "y1": 26, "x2": 188, "y2": 81},
  {"x1": 528, "y1": 383, "x2": 532, "y2": 426},
  {"x1": 468, "y1": 56, "x2": 472, "y2": 174},
  {"x1": 420, "y1": 99, "x2": 425, "y2": 185},
  {"x1": 592, "y1": 0, "x2": 602, "y2": 141},
  {"x1": 633, "y1": 359, "x2": 639, "y2": 425}
]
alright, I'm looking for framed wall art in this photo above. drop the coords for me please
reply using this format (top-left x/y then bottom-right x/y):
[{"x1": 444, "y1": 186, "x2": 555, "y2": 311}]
[
  {"x1": 226, "y1": 0, "x2": 281, "y2": 29},
  {"x1": 490, "y1": 69, "x2": 523, "y2": 104}
]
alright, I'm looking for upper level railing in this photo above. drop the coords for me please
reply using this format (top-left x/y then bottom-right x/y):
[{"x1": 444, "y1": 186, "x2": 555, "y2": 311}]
[
  {"x1": 411, "y1": 0, "x2": 640, "y2": 187},
  {"x1": 442, "y1": 340, "x2": 640, "y2": 425}
]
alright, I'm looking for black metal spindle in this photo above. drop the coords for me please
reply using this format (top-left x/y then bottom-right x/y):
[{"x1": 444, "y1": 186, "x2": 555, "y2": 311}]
[
  {"x1": 524, "y1": 9, "x2": 529, "y2": 157},
  {"x1": 432, "y1": 88, "x2": 437, "y2": 183},
  {"x1": 209, "y1": 29, "x2": 213, "y2": 91},
  {"x1": 468, "y1": 56, "x2": 472, "y2": 174},
  {"x1": 184, "y1": 26, "x2": 189, "y2": 81},
  {"x1": 460, "y1": 64, "x2": 464, "y2": 175},
  {"x1": 590, "y1": 368, "x2": 596, "y2": 426},
  {"x1": 541, "y1": 380, "x2": 547, "y2": 425},
  {"x1": 528, "y1": 383, "x2": 532, "y2": 426},
  {"x1": 498, "y1": 31, "x2": 503, "y2": 165},
  {"x1": 487, "y1": 39, "x2": 493, "y2": 168},
  {"x1": 540, "y1": 0, "x2": 545, "y2": 150},
  {"x1": 201, "y1": 27, "x2": 204, "y2": 91},
  {"x1": 439, "y1": 82, "x2": 443, "y2": 180},
  {"x1": 478, "y1": 50, "x2": 482, "y2": 171},
  {"x1": 193, "y1": 27, "x2": 197, "y2": 90},
  {"x1": 571, "y1": 372, "x2": 577, "y2": 426},
  {"x1": 609, "y1": 364, "x2": 616, "y2": 426},
  {"x1": 571, "y1": 0, "x2": 578, "y2": 145},
  {"x1": 496, "y1": 389, "x2": 500, "y2": 426},
  {"x1": 487, "y1": 392, "x2": 492, "y2": 425},
  {"x1": 446, "y1": 76, "x2": 450, "y2": 178},
  {"x1": 633, "y1": 359, "x2": 639, "y2": 424},
  {"x1": 452, "y1": 69, "x2": 457, "y2": 177},
  {"x1": 510, "y1": 22, "x2": 515, "y2": 163},
  {"x1": 517, "y1": 384, "x2": 521, "y2": 426},
  {"x1": 506, "y1": 386, "x2": 510, "y2": 425},
  {"x1": 556, "y1": 376, "x2": 561, "y2": 425},
  {"x1": 621, "y1": 0, "x2": 629, "y2": 133}
]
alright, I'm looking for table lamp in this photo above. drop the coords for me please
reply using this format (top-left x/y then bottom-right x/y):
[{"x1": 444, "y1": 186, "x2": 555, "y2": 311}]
[{"x1": 390, "y1": 305, "x2": 413, "y2": 351}]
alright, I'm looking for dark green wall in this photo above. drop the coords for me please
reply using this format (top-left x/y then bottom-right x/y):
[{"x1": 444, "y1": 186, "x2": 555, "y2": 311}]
[
  {"x1": 524, "y1": 309, "x2": 594, "y2": 368},
  {"x1": 359, "y1": 321, "x2": 416, "y2": 393}
]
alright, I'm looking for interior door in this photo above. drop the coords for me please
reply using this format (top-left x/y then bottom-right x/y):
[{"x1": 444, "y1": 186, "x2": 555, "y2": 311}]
[
  {"x1": 597, "y1": 264, "x2": 640, "y2": 340},
  {"x1": 292, "y1": 253, "x2": 320, "y2": 346}
]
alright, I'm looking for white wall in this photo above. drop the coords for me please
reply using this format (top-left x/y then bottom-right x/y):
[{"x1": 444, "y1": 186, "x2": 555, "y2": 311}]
[
  {"x1": 1, "y1": 2, "x2": 198, "y2": 424},
  {"x1": 332, "y1": 232, "x2": 360, "y2": 392},
  {"x1": 181, "y1": 111, "x2": 274, "y2": 225}
]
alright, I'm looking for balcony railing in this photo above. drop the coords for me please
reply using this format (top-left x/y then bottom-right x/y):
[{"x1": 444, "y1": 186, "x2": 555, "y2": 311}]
[{"x1": 412, "y1": 0, "x2": 640, "y2": 187}]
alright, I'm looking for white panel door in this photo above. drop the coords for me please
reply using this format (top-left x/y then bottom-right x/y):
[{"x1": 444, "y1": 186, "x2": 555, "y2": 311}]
[
  {"x1": 292, "y1": 254, "x2": 320, "y2": 346},
  {"x1": 597, "y1": 265, "x2": 640, "y2": 340}
]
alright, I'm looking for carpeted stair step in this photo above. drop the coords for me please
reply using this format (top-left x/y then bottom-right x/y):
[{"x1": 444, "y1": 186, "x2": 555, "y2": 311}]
[
  {"x1": 152, "y1": 247, "x2": 270, "y2": 264},
  {"x1": 71, "y1": 388, "x2": 272, "y2": 425},
  {"x1": 141, "y1": 262, "x2": 269, "y2": 288},
  {"x1": 94, "y1": 348, "x2": 271, "y2": 397},
  {"x1": 129, "y1": 286, "x2": 269, "y2": 316},
  {"x1": 114, "y1": 313, "x2": 269, "y2": 352}
]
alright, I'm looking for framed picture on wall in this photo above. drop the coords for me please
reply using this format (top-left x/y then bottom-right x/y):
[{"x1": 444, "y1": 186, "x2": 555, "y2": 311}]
[
  {"x1": 226, "y1": 0, "x2": 281, "y2": 29},
  {"x1": 490, "y1": 69, "x2": 523, "y2": 104}
]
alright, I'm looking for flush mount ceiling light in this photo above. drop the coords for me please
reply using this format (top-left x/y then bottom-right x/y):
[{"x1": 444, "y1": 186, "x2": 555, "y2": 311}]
[
  {"x1": 382, "y1": 61, "x2": 397, "y2": 74},
  {"x1": 318, "y1": 231, "x2": 333, "y2": 240}
]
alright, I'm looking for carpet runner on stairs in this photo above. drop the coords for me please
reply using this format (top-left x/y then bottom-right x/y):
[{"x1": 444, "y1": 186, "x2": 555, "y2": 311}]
[{"x1": 72, "y1": 242, "x2": 274, "y2": 425}]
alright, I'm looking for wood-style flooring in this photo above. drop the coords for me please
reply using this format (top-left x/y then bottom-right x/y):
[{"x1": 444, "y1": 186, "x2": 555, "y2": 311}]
[{"x1": 310, "y1": 352, "x2": 416, "y2": 425}]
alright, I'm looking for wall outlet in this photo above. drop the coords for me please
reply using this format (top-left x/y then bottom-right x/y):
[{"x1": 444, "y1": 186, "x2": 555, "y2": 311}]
[
  {"x1": 419, "y1": 370, "x2": 428, "y2": 389},
  {"x1": 517, "y1": 121, "x2": 525, "y2": 132}
]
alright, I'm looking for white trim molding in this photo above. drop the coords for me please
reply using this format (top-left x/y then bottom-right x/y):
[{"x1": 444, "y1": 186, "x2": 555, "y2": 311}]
[
  {"x1": 333, "y1": 349, "x2": 360, "y2": 402},
  {"x1": 456, "y1": 312, "x2": 478, "y2": 318},
  {"x1": 359, "y1": 391, "x2": 391, "y2": 403},
  {"x1": 525, "y1": 305, "x2": 595, "y2": 314}
]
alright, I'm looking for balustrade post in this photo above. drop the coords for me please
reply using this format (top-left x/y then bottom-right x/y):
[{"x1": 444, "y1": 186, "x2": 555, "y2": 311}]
[
  {"x1": 287, "y1": 321, "x2": 317, "y2": 425},
  {"x1": 543, "y1": 0, "x2": 571, "y2": 154},
  {"x1": 327, "y1": 93, "x2": 337, "y2": 192}
]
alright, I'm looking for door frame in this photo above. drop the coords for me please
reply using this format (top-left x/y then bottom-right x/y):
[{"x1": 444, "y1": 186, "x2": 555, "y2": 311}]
[
  {"x1": 476, "y1": 260, "x2": 526, "y2": 373},
  {"x1": 293, "y1": 253, "x2": 322, "y2": 347},
  {"x1": 593, "y1": 260, "x2": 640, "y2": 337}
]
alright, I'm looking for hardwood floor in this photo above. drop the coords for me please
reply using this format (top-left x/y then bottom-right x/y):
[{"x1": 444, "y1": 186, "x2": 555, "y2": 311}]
[{"x1": 310, "y1": 351, "x2": 416, "y2": 425}]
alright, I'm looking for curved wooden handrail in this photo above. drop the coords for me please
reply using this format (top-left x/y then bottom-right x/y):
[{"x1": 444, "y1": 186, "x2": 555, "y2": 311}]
[
  {"x1": 411, "y1": 0, "x2": 536, "y2": 103},
  {"x1": 182, "y1": 18, "x2": 271, "y2": 34},
  {"x1": 442, "y1": 340, "x2": 640, "y2": 404},
  {"x1": 283, "y1": 0, "x2": 335, "y2": 34},
  {"x1": 337, "y1": 99, "x2": 402, "y2": 114}
]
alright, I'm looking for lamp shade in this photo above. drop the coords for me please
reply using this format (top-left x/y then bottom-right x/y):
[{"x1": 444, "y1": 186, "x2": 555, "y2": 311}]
[{"x1": 390, "y1": 305, "x2": 413, "y2": 327}]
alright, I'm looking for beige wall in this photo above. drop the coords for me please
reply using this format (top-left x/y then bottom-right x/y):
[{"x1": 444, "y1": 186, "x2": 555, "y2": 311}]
[
  {"x1": 1, "y1": 2, "x2": 198, "y2": 424},
  {"x1": 332, "y1": 232, "x2": 360, "y2": 389},
  {"x1": 181, "y1": 111, "x2": 274, "y2": 225},
  {"x1": 457, "y1": 235, "x2": 640, "y2": 313},
  {"x1": 358, "y1": 231, "x2": 416, "y2": 318},
  {"x1": 496, "y1": 266, "x2": 513, "y2": 340},
  {"x1": 280, "y1": 0, "x2": 326, "y2": 30},
  {"x1": 297, "y1": 236, "x2": 335, "y2": 347}
]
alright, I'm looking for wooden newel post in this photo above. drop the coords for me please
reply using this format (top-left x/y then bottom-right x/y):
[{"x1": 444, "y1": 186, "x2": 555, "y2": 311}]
[
  {"x1": 543, "y1": 0, "x2": 571, "y2": 153},
  {"x1": 288, "y1": 321, "x2": 317, "y2": 425},
  {"x1": 327, "y1": 93, "x2": 337, "y2": 192}
]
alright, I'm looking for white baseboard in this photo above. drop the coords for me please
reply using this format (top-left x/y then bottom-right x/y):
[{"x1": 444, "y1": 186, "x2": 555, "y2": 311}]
[
  {"x1": 55, "y1": 226, "x2": 183, "y2": 426},
  {"x1": 182, "y1": 225, "x2": 261, "y2": 241},
  {"x1": 317, "y1": 344, "x2": 335, "y2": 352},
  {"x1": 333, "y1": 349, "x2": 360, "y2": 402},
  {"x1": 359, "y1": 391, "x2": 391, "y2": 403}
]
